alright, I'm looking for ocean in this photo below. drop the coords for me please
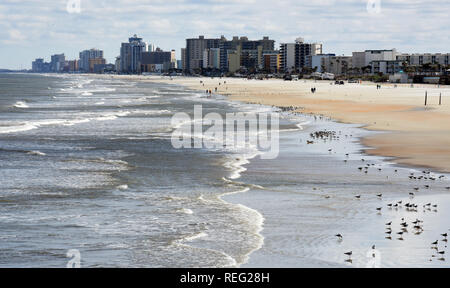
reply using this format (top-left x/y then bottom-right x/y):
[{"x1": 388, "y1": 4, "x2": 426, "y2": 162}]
[{"x1": 0, "y1": 73, "x2": 449, "y2": 268}]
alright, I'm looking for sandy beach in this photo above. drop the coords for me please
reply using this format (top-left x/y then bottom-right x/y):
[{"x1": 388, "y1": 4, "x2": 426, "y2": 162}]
[{"x1": 141, "y1": 76, "x2": 450, "y2": 173}]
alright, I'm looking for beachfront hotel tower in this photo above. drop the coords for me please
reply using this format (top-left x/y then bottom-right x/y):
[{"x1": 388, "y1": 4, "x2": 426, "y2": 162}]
[
  {"x1": 280, "y1": 38, "x2": 322, "y2": 73},
  {"x1": 79, "y1": 49, "x2": 104, "y2": 73},
  {"x1": 120, "y1": 34, "x2": 148, "y2": 74}
]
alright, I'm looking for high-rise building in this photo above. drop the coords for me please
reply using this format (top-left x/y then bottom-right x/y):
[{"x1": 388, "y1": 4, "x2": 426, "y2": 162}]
[
  {"x1": 115, "y1": 56, "x2": 121, "y2": 72},
  {"x1": 280, "y1": 43, "x2": 296, "y2": 73},
  {"x1": 396, "y1": 53, "x2": 450, "y2": 66},
  {"x1": 140, "y1": 48, "x2": 176, "y2": 72},
  {"x1": 68, "y1": 60, "x2": 79, "y2": 72},
  {"x1": 321, "y1": 56, "x2": 352, "y2": 75},
  {"x1": 280, "y1": 38, "x2": 322, "y2": 73},
  {"x1": 79, "y1": 49, "x2": 104, "y2": 72},
  {"x1": 263, "y1": 52, "x2": 281, "y2": 73},
  {"x1": 120, "y1": 34, "x2": 148, "y2": 73},
  {"x1": 311, "y1": 54, "x2": 336, "y2": 73},
  {"x1": 352, "y1": 52, "x2": 366, "y2": 69},
  {"x1": 359, "y1": 49, "x2": 398, "y2": 67},
  {"x1": 89, "y1": 58, "x2": 106, "y2": 73},
  {"x1": 50, "y1": 54, "x2": 65, "y2": 73},
  {"x1": 181, "y1": 48, "x2": 186, "y2": 72},
  {"x1": 203, "y1": 48, "x2": 221, "y2": 69},
  {"x1": 185, "y1": 36, "x2": 222, "y2": 72},
  {"x1": 219, "y1": 36, "x2": 275, "y2": 72},
  {"x1": 32, "y1": 58, "x2": 45, "y2": 72}
]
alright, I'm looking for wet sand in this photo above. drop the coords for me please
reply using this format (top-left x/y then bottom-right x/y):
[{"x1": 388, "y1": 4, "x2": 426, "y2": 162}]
[
  {"x1": 223, "y1": 115, "x2": 450, "y2": 267},
  {"x1": 147, "y1": 76, "x2": 450, "y2": 173}
]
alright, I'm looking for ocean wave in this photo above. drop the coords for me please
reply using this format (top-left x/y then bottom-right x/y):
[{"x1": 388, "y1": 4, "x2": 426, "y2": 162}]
[
  {"x1": 26, "y1": 151, "x2": 46, "y2": 156},
  {"x1": 0, "y1": 123, "x2": 37, "y2": 134},
  {"x1": 116, "y1": 184, "x2": 129, "y2": 190},
  {"x1": 223, "y1": 152, "x2": 260, "y2": 180},
  {"x1": 0, "y1": 148, "x2": 46, "y2": 156},
  {"x1": 13, "y1": 101, "x2": 29, "y2": 108},
  {"x1": 0, "y1": 111, "x2": 132, "y2": 135},
  {"x1": 222, "y1": 177, "x2": 265, "y2": 190},
  {"x1": 181, "y1": 232, "x2": 208, "y2": 242},
  {"x1": 176, "y1": 208, "x2": 194, "y2": 215},
  {"x1": 216, "y1": 187, "x2": 265, "y2": 267}
]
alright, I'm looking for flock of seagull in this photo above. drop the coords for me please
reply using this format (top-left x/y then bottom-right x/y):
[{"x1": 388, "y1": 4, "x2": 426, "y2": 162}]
[
  {"x1": 300, "y1": 125, "x2": 450, "y2": 267},
  {"x1": 271, "y1": 107, "x2": 450, "y2": 267},
  {"x1": 335, "y1": 165, "x2": 450, "y2": 266}
]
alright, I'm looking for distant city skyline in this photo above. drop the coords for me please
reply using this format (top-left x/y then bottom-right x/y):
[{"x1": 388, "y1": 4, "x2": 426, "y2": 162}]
[{"x1": 1, "y1": 0, "x2": 450, "y2": 69}]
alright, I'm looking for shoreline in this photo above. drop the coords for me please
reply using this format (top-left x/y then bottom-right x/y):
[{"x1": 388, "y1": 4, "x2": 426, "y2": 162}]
[{"x1": 137, "y1": 75, "x2": 450, "y2": 174}]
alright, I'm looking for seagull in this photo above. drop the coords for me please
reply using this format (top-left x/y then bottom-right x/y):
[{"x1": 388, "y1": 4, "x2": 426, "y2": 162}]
[
  {"x1": 355, "y1": 195, "x2": 361, "y2": 199},
  {"x1": 438, "y1": 251, "x2": 445, "y2": 255},
  {"x1": 345, "y1": 251, "x2": 353, "y2": 258},
  {"x1": 335, "y1": 234, "x2": 343, "y2": 240},
  {"x1": 432, "y1": 240, "x2": 438, "y2": 245},
  {"x1": 386, "y1": 222, "x2": 392, "y2": 226},
  {"x1": 442, "y1": 233, "x2": 448, "y2": 238},
  {"x1": 376, "y1": 207, "x2": 382, "y2": 212},
  {"x1": 377, "y1": 194, "x2": 383, "y2": 198},
  {"x1": 397, "y1": 232, "x2": 404, "y2": 236}
]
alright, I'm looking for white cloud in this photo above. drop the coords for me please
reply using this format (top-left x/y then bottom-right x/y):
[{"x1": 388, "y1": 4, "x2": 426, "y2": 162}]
[{"x1": 0, "y1": 0, "x2": 449, "y2": 69}]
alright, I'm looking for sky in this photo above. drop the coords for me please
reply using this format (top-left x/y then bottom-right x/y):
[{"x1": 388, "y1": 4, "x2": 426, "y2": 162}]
[{"x1": 0, "y1": 0, "x2": 449, "y2": 69}]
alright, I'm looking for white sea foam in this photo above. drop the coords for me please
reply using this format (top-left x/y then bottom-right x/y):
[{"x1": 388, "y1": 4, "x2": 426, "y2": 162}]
[
  {"x1": 13, "y1": 101, "x2": 29, "y2": 108},
  {"x1": 223, "y1": 152, "x2": 261, "y2": 180},
  {"x1": 217, "y1": 187, "x2": 265, "y2": 267},
  {"x1": 27, "y1": 151, "x2": 46, "y2": 156},
  {"x1": 182, "y1": 232, "x2": 208, "y2": 242},
  {"x1": 176, "y1": 208, "x2": 194, "y2": 215},
  {"x1": 0, "y1": 123, "x2": 38, "y2": 134},
  {"x1": 116, "y1": 184, "x2": 129, "y2": 190}
]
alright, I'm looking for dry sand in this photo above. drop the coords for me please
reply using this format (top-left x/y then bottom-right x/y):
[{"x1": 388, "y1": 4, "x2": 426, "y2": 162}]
[{"x1": 138, "y1": 76, "x2": 450, "y2": 173}]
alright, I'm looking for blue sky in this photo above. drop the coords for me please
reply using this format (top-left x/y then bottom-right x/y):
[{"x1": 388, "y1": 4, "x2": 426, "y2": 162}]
[{"x1": 0, "y1": 0, "x2": 449, "y2": 69}]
